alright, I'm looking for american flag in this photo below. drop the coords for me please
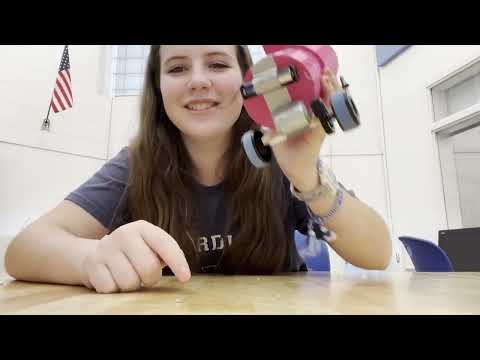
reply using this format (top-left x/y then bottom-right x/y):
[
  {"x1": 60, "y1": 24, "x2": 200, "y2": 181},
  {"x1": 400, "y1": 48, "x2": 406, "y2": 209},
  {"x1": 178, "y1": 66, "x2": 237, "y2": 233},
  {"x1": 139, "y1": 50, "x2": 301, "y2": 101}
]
[{"x1": 50, "y1": 45, "x2": 73, "y2": 113}]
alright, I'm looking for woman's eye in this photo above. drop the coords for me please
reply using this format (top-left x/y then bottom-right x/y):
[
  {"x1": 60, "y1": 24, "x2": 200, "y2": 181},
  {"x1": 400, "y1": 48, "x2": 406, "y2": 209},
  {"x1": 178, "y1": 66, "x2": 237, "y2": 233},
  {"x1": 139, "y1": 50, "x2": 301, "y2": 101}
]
[
  {"x1": 168, "y1": 66, "x2": 187, "y2": 73},
  {"x1": 210, "y1": 63, "x2": 229, "y2": 70}
]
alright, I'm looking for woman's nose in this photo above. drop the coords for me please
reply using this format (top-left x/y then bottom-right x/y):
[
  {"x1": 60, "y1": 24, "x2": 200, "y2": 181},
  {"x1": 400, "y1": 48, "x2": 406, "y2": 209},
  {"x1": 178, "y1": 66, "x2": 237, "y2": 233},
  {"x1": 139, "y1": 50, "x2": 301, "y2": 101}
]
[{"x1": 188, "y1": 68, "x2": 212, "y2": 90}]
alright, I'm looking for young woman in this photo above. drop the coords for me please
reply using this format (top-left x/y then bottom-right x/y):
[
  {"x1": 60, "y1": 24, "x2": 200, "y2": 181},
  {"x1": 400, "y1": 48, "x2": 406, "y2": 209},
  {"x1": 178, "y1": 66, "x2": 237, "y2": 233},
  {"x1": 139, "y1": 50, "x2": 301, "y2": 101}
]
[{"x1": 5, "y1": 45, "x2": 392, "y2": 293}]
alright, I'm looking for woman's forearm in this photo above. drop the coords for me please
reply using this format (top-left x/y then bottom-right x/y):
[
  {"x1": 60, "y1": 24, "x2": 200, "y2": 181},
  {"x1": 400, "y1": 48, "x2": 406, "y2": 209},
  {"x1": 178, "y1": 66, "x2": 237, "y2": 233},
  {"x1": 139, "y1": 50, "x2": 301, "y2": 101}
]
[
  {"x1": 4, "y1": 222, "x2": 97, "y2": 286},
  {"x1": 309, "y1": 191, "x2": 392, "y2": 269},
  {"x1": 292, "y1": 168, "x2": 392, "y2": 270}
]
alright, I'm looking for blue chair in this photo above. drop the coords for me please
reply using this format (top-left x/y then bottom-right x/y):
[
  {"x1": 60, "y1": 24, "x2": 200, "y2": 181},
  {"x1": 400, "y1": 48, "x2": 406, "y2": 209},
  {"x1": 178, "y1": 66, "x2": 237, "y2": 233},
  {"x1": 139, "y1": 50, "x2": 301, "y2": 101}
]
[
  {"x1": 399, "y1": 236, "x2": 454, "y2": 272},
  {"x1": 295, "y1": 230, "x2": 330, "y2": 271}
]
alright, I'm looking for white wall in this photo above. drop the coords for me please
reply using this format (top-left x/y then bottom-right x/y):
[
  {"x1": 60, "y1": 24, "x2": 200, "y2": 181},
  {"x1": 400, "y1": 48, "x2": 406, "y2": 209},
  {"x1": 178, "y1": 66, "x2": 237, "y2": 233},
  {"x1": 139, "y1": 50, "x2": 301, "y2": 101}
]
[
  {"x1": 329, "y1": 45, "x2": 399, "y2": 272},
  {"x1": 0, "y1": 46, "x2": 137, "y2": 271},
  {"x1": 0, "y1": 45, "x2": 114, "y2": 239},
  {"x1": 0, "y1": 46, "x2": 112, "y2": 158},
  {"x1": 0, "y1": 45, "x2": 396, "y2": 273},
  {"x1": 108, "y1": 96, "x2": 140, "y2": 157},
  {"x1": 378, "y1": 45, "x2": 480, "y2": 254},
  {"x1": 0, "y1": 143, "x2": 105, "y2": 265}
]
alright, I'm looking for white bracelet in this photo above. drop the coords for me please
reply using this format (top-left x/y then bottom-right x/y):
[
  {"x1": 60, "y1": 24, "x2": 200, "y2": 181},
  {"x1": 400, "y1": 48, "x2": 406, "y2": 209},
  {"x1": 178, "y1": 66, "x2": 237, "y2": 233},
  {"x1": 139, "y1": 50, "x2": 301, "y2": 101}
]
[{"x1": 290, "y1": 158, "x2": 339, "y2": 203}]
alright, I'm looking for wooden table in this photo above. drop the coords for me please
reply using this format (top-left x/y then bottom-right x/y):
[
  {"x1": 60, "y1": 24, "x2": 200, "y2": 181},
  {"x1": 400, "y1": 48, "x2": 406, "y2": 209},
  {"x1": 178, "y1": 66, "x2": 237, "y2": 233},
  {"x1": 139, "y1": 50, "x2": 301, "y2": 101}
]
[{"x1": 1, "y1": 271, "x2": 479, "y2": 314}]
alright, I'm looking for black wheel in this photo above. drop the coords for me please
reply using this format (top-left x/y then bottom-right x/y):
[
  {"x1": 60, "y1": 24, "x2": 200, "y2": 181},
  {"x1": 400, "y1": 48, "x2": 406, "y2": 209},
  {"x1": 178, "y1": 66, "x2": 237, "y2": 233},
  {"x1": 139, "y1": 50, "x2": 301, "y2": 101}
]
[
  {"x1": 241, "y1": 130, "x2": 272, "y2": 168},
  {"x1": 311, "y1": 99, "x2": 335, "y2": 134}
]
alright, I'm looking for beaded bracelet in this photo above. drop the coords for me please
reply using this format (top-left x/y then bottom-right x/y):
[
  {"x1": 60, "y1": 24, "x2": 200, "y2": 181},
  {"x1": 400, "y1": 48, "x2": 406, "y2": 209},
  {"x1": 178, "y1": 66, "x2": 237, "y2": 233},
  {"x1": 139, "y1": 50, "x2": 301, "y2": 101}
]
[{"x1": 306, "y1": 188, "x2": 344, "y2": 244}]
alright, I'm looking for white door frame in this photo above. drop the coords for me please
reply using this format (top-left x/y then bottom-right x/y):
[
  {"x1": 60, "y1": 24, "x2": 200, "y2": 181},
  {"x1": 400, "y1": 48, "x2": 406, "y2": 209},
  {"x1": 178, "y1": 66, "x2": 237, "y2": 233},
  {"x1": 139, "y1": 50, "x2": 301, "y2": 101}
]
[{"x1": 427, "y1": 56, "x2": 480, "y2": 230}]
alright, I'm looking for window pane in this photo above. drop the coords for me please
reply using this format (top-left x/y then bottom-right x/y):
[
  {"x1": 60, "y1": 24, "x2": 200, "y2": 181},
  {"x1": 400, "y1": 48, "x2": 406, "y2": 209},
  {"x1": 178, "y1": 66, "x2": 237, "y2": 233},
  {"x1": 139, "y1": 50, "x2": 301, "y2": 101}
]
[
  {"x1": 117, "y1": 45, "x2": 127, "y2": 58},
  {"x1": 115, "y1": 75, "x2": 125, "y2": 90},
  {"x1": 453, "y1": 125, "x2": 480, "y2": 228},
  {"x1": 446, "y1": 75, "x2": 479, "y2": 115},
  {"x1": 126, "y1": 45, "x2": 144, "y2": 58},
  {"x1": 115, "y1": 60, "x2": 126, "y2": 74},
  {"x1": 124, "y1": 74, "x2": 144, "y2": 90},
  {"x1": 125, "y1": 59, "x2": 144, "y2": 74}
]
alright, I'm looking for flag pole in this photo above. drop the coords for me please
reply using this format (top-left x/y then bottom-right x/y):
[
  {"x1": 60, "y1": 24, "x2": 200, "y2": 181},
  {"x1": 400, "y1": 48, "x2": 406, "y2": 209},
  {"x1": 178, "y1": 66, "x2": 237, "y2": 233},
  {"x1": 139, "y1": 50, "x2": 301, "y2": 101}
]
[{"x1": 42, "y1": 45, "x2": 69, "y2": 131}]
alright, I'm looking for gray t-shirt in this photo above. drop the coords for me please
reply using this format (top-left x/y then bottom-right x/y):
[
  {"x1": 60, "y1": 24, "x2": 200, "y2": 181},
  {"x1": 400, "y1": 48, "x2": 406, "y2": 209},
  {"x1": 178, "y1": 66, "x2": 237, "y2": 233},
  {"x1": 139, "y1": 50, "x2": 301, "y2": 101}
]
[{"x1": 65, "y1": 147, "x2": 341, "y2": 273}]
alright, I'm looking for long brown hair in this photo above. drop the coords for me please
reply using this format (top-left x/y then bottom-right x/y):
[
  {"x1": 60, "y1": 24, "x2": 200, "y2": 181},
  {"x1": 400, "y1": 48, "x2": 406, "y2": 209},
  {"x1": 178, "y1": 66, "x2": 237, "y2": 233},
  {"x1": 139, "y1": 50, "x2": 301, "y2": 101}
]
[{"x1": 126, "y1": 45, "x2": 290, "y2": 274}]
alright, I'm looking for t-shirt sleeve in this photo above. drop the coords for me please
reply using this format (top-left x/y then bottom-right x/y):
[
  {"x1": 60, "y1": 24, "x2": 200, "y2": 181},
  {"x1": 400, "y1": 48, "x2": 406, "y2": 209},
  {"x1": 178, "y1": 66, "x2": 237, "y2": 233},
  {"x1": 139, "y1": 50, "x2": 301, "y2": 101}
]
[
  {"x1": 294, "y1": 182, "x2": 356, "y2": 239},
  {"x1": 64, "y1": 147, "x2": 130, "y2": 231}
]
